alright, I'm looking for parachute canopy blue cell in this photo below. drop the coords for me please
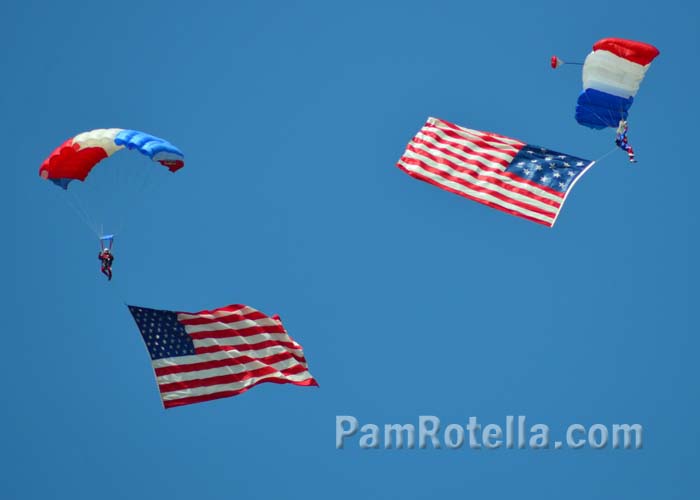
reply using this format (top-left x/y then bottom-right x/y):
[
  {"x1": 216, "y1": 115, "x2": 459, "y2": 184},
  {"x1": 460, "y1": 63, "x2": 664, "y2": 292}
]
[{"x1": 576, "y1": 89, "x2": 633, "y2": 129}]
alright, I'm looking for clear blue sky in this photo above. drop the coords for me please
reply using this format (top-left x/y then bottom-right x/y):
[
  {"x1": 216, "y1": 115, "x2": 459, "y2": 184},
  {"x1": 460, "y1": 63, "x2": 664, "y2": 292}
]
[{"x1": 3, "y1": 1, "x2": 698, "y2": 499}]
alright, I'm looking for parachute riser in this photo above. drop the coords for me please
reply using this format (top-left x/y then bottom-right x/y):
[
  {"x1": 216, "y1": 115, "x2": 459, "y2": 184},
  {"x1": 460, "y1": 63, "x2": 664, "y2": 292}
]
[{"x1": 99, "y1": 233, "x2": 115, "y2": 251}]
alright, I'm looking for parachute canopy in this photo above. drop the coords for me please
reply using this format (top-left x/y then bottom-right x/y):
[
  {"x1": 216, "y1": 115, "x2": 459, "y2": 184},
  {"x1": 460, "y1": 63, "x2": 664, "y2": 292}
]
[
  {"x1": 39, "y1": 129, "x2": 185, "y2": 189},
  {"x1": 575, "y1": 38, "x2": 659, "y2": 129}
]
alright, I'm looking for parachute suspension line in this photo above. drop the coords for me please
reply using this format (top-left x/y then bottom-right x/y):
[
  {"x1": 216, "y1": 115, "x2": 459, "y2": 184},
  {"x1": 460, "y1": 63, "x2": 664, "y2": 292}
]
[
  {"x1": 109, "y1": 159, "x2": 135, "y2": 238},
  {"x1": 65, "y1": 189, "x2": 100, "y2": 237},
  {"x1": 114, "y1": 153, "x2": 123, "y2": 202},
  {"x1": 579, "y1": 101, "x2": 618, "y2": 134},
  {"x1": 110, "y1": 160, "x2": 130, "y2": 240},
  {"x1": 133, "y1": 169, "x2": 160, "y2": 231},
  {"x1": 618, "y1": 103, "x2": 629, "y2": 126},
  {"x1": 114, "y1": 163, "x2": 161, "y2": 238},
  {"x1": 102, "y1": 160, "x2": 127, "y2": 239},
  {"x1": 136, "y1": 164, "x2": 160, "y2": 199},
  {"x1": 60, "y1": 190, "x2": 89, "y2": 230},
  {"x1": 108, "y1": 159, "x2": 123, "y2": 236}
]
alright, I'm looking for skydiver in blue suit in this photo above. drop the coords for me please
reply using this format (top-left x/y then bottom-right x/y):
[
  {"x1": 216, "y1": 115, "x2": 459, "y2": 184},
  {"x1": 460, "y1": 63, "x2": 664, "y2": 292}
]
[{"x1": 615, "y1": 120, "x2": 637, "y2": 163}]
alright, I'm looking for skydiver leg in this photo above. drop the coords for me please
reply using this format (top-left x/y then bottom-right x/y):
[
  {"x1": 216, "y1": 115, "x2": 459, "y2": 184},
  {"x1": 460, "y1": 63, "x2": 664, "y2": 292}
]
[
  {"x1": 101, "y1": 265, "x2": 112, "y2": 280},
  {"x1": 616, "y1": 138, "x2": 636, "y2": 163}
]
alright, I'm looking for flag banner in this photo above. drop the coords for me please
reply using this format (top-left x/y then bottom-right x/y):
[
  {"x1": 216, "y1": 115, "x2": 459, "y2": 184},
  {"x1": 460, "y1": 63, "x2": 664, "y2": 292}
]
[
  {"x1": 397, "y1": 117, "x2": 595, "y2": 227},
  {"x1": 128, "y1": 303, "x2": 318, "y2": 408}
]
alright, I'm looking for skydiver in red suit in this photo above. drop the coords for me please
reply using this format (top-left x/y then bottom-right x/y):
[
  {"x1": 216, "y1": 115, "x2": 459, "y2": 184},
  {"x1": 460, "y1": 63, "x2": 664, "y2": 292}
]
[{"x1": 98, "y1": 248, "x2": 114, "y2": 281}]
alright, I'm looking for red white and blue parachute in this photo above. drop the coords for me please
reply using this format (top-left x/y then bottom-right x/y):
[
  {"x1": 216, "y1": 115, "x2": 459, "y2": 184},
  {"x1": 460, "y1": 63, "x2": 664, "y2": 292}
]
[
  {"x1": 39, "y1": 128, "x2": 185, "y2": 189},
  {"x1": 39, "y1": 128, "x2": 185, "y2": 248},
  {"x1": 553, "y1": 38, "x2": 659, "y2": 129}
]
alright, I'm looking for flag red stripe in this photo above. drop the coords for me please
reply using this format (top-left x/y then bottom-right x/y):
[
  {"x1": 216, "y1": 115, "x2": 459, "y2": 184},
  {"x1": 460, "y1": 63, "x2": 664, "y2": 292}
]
[
  {"x1": 399, "y1": 157, "x2": 559, "y2": 218},
  {"x1": 188, "y1": 323, "x2": 287, "y2": 340},
  {"x1": 178, "y1": 310, "x2": 269, "y2": 325},
  {"x1": 403, "y1": 146, "x2": 563, "y2": 207},
  {"x1": 163, "y1": 377, "x2": 319, "y2": 408},
  {"x1": 437, "y1": 119, "x2": 525, "y2": 147},
  {"x1": 158, "y1": 363, "x2": 311, "y2": 393},
  {"x1": 408, "y1": 137, "x2": 509, "y2": 173},
  {"x1": 178, "y1": 304, "x2": 248, "y2": 316},
  {"x1": 416, "y1": 130, "x2": 515, "y2": 168},
  {"x1": 194, "y1": 338, "x2": 303, "y2": 355},
  {"x1": 408, "y1": 137, "x2": 565, "y2": 198},
  {"x1": 420, "y1": 127, "x2": 522, "y2": 162},
  {"x1": 154, "y1": 351, "x2": 307, "y2": 376},
  {"x1": 397, "y1": 163, "x2": 553, "y2": 227}
]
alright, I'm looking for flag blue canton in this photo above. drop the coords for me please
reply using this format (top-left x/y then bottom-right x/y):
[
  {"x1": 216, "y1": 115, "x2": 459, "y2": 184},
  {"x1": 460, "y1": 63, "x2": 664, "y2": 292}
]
[
  {"x1": 506, "y1": 146, "x2": 591, "y2": 193},
  {"x1": 128, "y1": 306, "x2": 195, "y2": 360}
]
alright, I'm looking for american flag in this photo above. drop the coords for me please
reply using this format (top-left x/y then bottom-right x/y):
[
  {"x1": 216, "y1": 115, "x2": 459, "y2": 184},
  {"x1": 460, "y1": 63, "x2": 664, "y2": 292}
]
[
  {"x1": 128, "y1": 304, "x2": 318, "y2": 408},
  {"x1": 397, "y1": 117, "x2": 595, "y2": 227}
]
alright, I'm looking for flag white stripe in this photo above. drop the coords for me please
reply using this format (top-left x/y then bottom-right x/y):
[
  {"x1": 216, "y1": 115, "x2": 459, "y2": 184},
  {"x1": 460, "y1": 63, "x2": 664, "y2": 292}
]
[
  {"x1": 407, "y1": 138, "x2": 507, "y2": 175},
  {"x1": 413, "y1": 131, "x2": 513, "y2": 171},
  {"x1": 161, "y1": 371, "x2": 316, "y2": 401},
  {"x1": 404, "y1": 143, "x2": 564, "y2": 205},
  {"x1": 193, "y1": 332, "x2": 294, "y2": 348},
  {"x1": 151, "y1": 344, "x2": 307, "y2": 370},
  {"x1": 412, "y1": 131, "x2": 565, "y2": 201},
  {"x1": 400, "y1": 150, "x2": 562, "y2": 210},
  {"x1": 177, "y1": 306, "x2": 255, "y2": 321},
  {"x1": 399, "y1": 159, "x2": 555, "y2": 224},
  {"x1": 181, "y1": 317, "x2": 281, "y2": 334},
  {"x1": 156, "y1": 357, "x2": 305, "y2": 385},
  {"x1": 428, "y1": 117, "x2": 524, "y2": 146},
  {"x1": 421, "y1": 126, "x2": 521, "y2": 160}
]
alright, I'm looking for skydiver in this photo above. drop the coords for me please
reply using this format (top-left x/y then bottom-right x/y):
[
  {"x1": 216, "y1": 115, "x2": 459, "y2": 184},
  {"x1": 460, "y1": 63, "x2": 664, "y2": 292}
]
[
  {"x1": 615, "y1": 119, "x2": 637, "y2": 163},
  {"x1": 98, "y1": 248, "x2": 114, "y2": 281}
]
